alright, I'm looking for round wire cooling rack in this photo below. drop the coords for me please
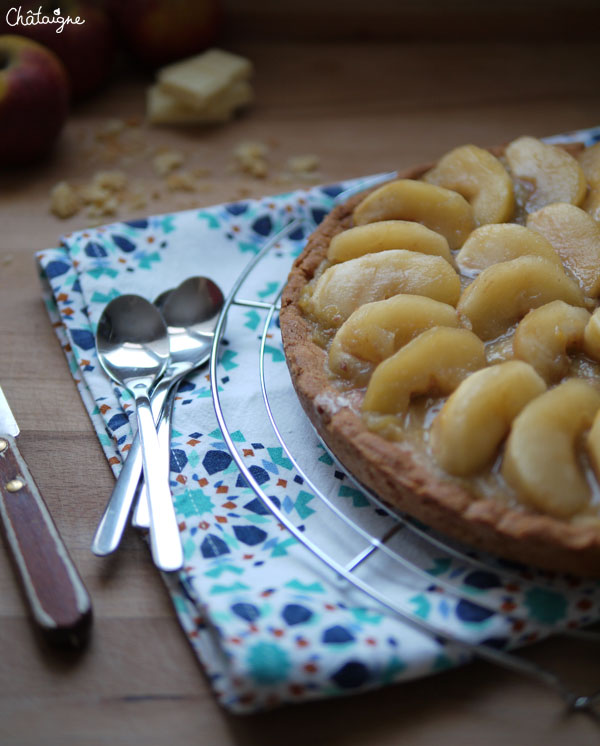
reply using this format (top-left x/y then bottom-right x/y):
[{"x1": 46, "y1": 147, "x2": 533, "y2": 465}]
[{"x1": 209, "y1": 198, "x2": 600, "y2": 713}]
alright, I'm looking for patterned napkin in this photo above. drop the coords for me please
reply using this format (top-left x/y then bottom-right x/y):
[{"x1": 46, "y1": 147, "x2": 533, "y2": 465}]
[{"x1": 36, "y1": 127, "x2": 600, "y2": 713}]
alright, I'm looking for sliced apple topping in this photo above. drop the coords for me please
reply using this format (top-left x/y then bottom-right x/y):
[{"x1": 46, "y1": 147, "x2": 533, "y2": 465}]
[
  {"x1": 578, "y1": 144, "x2": 600, "y2": 222},
  {"x1": 327, "y1": 220, "x2": 453, "y2": 265},
  {"x1": 456, "y1": 223, "x2": 562, "y2": 275},
  {"x1": 577, "y1": 142, "x2": 600, "y2": 188},
  {"x1": 586, "y1": 409, "x2": 600, "y2": 487},
  {"x1": 362, "y1": 327, "x2": 485, "y2": 415},
  {"x1": 353, "y1": 179, "x2": 475, "y2": 249},
  {"x1": 582, "y1": 189, "x2": 600, "y2": 224},
  {"x1": 329, "y1": 295, "x2": 460, "y2": 385},
  {"x1": 527, "y1": 203, "x2": 600, "y2": 297},
  {"x1": 505, "y1": 136, "x2": 587, "y2": 214},
  {"x1": 456, "y1": 255, "x2": 585, "y2": 340},
  {"x1": 302, "y1": 250, "x2": 460, "y2": 329},
  {"x1": 512, "y1": 301, "x2": 591, "y2": 382},
  {"x1": 584, "y1": 308, "x2": 600, "y2": 360},
  {"x1": 422, "y1": 144, "x2": 514, "y2": 224},
  {"x1": 430, "y1": 361, "x2": 546, "y2": 476},
  {"x1": 502, "y1": 380, "x2": 600, "y2": 518}
]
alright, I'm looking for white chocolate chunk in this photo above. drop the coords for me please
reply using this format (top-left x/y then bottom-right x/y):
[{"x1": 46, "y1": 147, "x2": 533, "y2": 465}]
[
  {"x1": 353, "y1": 179, "x2": 475, "y2": 249},
  {"x1": 327, "y1": 221, "x2": 453, "y2": 265},
  {"x1": 430, "y1": 361, "x2": 546, "y2": 476},
  {"x1": 456, "y1": 223, "x2": 562, "y2": 275},
  {"x1": 303, "y1": 250, "x2": 461, "y2": 329},
  {"x1": 423, "y1": 144, "x2": 514, "y2": 224},
  {"x1": 502, "y1": 379, "x2": 600, "y2": 518},
  {"x1": 512, "y1": 301, "x2": 591, "y2": 382},
  {"x1": 526, "y1": 203, "x2": 600, "y2": 298},
  {"x1": 505, "y1": 136, "x2": 587, "y2": 213},
  {"x1": 158, "y1": 49, "x2": 252, "y2": 109},
  {"x1": 457, "y1": 256, "x2": 585, "y2": 340},
  {"x1": 148, "y1": 80, "x2": 253, "y2": 125},
  {"x1": 362, "y1": 327, "x2": 485, "y2": 415},
  {"x1": 329, "y1": 294, "x2": 460, "y2": 384}
]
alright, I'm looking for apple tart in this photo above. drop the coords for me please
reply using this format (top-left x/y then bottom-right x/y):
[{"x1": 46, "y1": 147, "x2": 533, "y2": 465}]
[{"x1": 279, "y1": 136, "x2": 600, "y2": 576}]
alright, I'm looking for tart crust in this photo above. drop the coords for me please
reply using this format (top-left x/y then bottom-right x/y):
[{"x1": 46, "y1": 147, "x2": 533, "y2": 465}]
[{"x1": 279, "y1": 154, "x2": 600, "y2": 577}]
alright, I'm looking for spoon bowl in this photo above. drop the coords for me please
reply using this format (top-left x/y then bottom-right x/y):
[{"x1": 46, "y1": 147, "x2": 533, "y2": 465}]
[
  {"x1": 96, "y1": 294, "x2": 170, "y2": 389},
  {"x1": 160, "y1": 277, "x2": 225, "y2": 362}
]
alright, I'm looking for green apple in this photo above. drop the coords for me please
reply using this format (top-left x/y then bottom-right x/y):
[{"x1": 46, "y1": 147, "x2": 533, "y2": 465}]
[{"x1": 0, "y1": 35, "x2": 69, "y2": 166}]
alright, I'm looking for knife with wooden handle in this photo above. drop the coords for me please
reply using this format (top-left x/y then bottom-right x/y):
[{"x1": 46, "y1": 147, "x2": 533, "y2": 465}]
[{"x1": 0, "y1": 384, "x2": 92, "y2": 647}]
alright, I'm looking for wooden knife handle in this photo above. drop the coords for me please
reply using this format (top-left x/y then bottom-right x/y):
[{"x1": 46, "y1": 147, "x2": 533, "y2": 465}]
[{"x1": 0, "y1": 435, "x2": 92, "y2": 647}]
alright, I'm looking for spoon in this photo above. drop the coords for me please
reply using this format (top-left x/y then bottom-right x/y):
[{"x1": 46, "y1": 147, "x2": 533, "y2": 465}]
[
  {"x1": 132, "y1": 276, "x2": 225, "y2": 529},
  {"x1": 95, "y1": 294, "x2": 182, "y2": 572},
  {"x1": 91, "y1": 278, "x2": 224, "y2": 552}
]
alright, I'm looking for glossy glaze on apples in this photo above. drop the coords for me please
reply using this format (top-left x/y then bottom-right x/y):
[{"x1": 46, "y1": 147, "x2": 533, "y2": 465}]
[{"x1": 280, "y1": 136, "x2": 600, "y2": 576}]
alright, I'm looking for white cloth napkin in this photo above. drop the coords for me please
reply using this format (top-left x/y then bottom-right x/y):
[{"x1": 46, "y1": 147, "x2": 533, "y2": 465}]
[{"x1": 36, "y1": 128, "x2": 600, "y2": 712}]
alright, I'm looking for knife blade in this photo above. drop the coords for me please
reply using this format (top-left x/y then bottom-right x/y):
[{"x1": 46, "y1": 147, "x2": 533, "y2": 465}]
[{"x1": 0, "y1": 384, "x2": 92, "y2": 647}]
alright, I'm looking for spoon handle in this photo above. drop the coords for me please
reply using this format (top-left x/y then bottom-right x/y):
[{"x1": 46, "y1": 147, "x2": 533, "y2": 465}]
[
  {"x1": 132, "y1": 384, "x2": 177, "y2": 529},
  {"x1": 136, "y1": 392, "x2": 183, "y2": 572},
  {"x1": 91, "y1": 380, "x2": 171, "y2": 556}
]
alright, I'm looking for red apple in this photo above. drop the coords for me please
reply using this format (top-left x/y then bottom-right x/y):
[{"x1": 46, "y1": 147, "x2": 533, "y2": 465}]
[
  {"x1": 0, "y1": 35, "x2": 69, "y2": 166},
  {"x1": 108, "y1": 0, "x2": 221, "y2": 68},
  {"x1": 1, "y1": 1, "x2": 116, "y2": 99}
]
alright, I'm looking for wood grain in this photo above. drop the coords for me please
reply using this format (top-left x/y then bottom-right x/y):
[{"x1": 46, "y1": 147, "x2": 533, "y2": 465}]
[{"x1": 1, "y1": 39, "x2": 600, "y2": 744}]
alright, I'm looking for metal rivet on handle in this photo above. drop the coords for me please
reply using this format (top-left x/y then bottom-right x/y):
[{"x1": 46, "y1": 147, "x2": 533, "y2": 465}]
[
  {"x1": 6, "y1": 478, "x2": 25, "y2": 492},
  {"x1": 0, "y1": 439, "x2": 7, "y2": 453}
]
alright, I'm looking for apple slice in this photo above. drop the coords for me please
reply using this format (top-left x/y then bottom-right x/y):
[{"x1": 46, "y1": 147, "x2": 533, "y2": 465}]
[
  {"x1": 456, "y1": 223, "x2": 562, "y2": 275},
  {"x1": 582, "y1": 189, "x2": 600, "y2": 223},
  {"x1": 431, "y1": 361, "x2": 546, "y2": 476},
  {"x1": 512, "y1": 300, "x2": 591, "y2": 382},
  {"x1": 422, "y1": 144, "x2": 514, "y2": 224},
  {"x1": 526, "y1": 202, "x2": 600, "y2": 297},
  {"x1": 353, "y1": 179, "x2": 475, "y2": 249},
  {"x1": 505, "y1": 136, "x2": 587, "y2": 214},
  {"x1": 577, "y1": 142, "x2": 600, "y2": 188},
  {"x1": 584, "y1": 308, "x2": 600, "y2": 360},
  {"x1": 362, "y1": 327, "x2": 485, "y2": 415},
  {"x1": 502, "y1": 379, "x2": 600, "y2": 518},
  {"x1": 327, "y1": 221, "x2": 453, "y2": 265},
  {"x1": 302, "y1": 250, "x2": 460, "y2": 328},
  {"x1": 328, "y1": 294, "x2": 460, "y2": 384},
  {"x1": 457, "y1": 255, "x2": 585, "y2": 340}
]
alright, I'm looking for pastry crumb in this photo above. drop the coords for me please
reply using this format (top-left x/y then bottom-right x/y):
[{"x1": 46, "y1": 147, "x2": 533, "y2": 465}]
[
  {"x1": 92, "y1": 170, "x2": 127, "y2": 192},
  {"x1": 153, "y1": 150, "x2": 184, "y2": 176},
  {"x1": 80, "y1": 183, "x2": 112, "y2": 207},
  {"x1": 192, "y1": 166, "x2": 213, "y2": 178},
  {"x1": 165, "y1": 171, "x2": 196, "y2": 192},
  {"x1": 287, "y1": 154, "x2": 320, "y2": 174},
  {"x1": 87, "y1": 195, "x2": 119, "y2": 219},
  {"x1": 95, "y1": 118, "x2": 126, "y2": 140},
  {"x1": 233, "y1": 141, "x2": 269, "y2": 178},
  {"x1": 49, "y1": 181, "x2": 81, "y2": 218}
]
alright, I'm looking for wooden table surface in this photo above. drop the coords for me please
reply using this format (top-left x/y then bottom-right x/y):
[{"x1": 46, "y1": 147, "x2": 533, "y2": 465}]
[{"x1": 2, "y1": 40, "x2": 600, "y2": 745}]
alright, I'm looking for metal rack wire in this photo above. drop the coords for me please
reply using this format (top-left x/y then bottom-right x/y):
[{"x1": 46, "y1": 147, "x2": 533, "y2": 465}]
[{"x1": 209, "y1": 204, "x2": 600, "y2": 713}]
